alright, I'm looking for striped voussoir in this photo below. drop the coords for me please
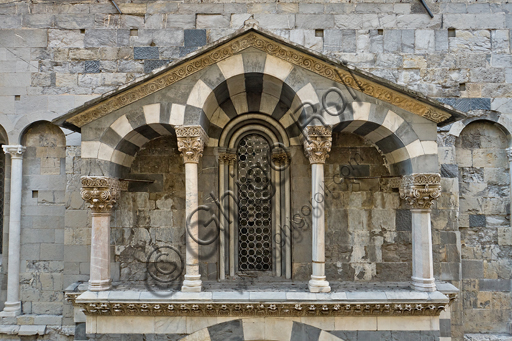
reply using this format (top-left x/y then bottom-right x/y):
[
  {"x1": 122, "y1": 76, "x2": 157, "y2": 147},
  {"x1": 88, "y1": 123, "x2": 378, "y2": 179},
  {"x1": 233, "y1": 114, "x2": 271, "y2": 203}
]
[
  {"x1": 85, "y1": 102, "x2": 179, "y2": 168},
  {"x1": 184, "y1": 53, "x2": 320, "y2": 147},
  {"x1": 331, "y1": 102, "x2": 436, "y2": 175},
  {"x1": 180, "y1": 319, "x2": 344, "y2": 341}
]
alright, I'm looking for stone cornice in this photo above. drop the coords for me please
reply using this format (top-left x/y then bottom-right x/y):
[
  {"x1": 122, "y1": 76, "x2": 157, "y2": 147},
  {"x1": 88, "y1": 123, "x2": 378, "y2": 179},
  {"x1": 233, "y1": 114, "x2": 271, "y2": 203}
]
[
  {"x1": 399, "y1": 173, "x2": 441, "y2": 210},
  {"x1": 176, "y1": 126, "x2": 208, "y2": 164},
  {"x1": 75, "y1": 302, "x2": 447, "y2": 317},
  {"x1": 3, "y1": 145, "x2": 26, "y2": 158},
  {"x1": 80, "y1": 176, "x2": 127, "y2": 213},
  {"x1": 303, "y1": 126, "x2": 332, "y2": 164},
  {"x1": 63, "y1": 31, "x2": 452, "y2": 129}
]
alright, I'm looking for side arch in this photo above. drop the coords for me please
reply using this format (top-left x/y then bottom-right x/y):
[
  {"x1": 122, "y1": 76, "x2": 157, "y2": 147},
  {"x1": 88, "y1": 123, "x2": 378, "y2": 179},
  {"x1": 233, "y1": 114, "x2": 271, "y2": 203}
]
[{"x1": 448, "y1": 111, "x2": 512, "y2": 143}]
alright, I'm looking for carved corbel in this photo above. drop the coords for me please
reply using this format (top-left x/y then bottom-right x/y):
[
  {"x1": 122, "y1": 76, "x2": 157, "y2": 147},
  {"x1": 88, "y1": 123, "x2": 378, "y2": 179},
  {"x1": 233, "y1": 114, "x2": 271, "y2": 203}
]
[
  {"x1": 399, "y1": 173, "x2": 441, "y2": 210},
  {"x1": 303, "y1": 126, "x2": 332, "y2": 164},
  {"x1": 80, "y1": 176, "x2": 126, "y2": 214},
  {"x1": 175, "y1": 126, "x2": 209, "y2": 164}
]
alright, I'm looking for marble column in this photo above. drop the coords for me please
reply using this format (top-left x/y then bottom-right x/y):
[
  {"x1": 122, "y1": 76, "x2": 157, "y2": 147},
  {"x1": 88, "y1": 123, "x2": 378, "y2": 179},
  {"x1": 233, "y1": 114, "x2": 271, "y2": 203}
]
[
  {"x1": 400, "y1": 173, "x2": 441, "y2": 292},
  {"x1": 507, "y1": 147, "x2": 512, "y2": 228},
  {"x1": 81, "y1": 176, "x2": 124, "y2": 291},
  {"x1": 303, "y1": 126, "x2": 332, "y2": 293},
  {"x1": 176, "y1": 126, "x2": 208, "y2": 292},
  {"x1": 218, "y1": 152, "x2": 236, "y2": 280},
  {"x1": 0, "y1": 145, "x2": 25, "y2": 316}
]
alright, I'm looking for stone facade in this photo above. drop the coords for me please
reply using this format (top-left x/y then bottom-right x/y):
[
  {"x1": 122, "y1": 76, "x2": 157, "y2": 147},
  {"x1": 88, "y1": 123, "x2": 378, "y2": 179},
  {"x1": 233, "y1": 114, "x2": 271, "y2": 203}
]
[{"x1": 0, "y1": 0, "x2": 510, "y2": 340}]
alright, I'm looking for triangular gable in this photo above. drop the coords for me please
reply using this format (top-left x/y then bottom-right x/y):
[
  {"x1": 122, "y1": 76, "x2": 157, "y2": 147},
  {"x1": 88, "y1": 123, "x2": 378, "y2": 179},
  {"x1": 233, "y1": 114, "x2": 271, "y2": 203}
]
[{"x1": 54, "y1": 23, "x2": 465, "y2": 131}]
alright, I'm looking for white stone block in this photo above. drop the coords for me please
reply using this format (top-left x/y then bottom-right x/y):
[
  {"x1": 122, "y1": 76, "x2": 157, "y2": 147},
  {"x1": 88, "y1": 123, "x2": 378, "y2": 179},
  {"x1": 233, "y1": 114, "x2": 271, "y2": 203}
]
[
  {"x1": 217, "y1": 54, "x2": 244, "y2": 80},
  {"x1": 334, "y1": 316, "x2": 377, "y2": 330},
  {"x1": 155, "y1": 316, "x2": 186, "y2": 334},
  {"x1": 264, "y1": 55, "x2": 294, "y2": 81},
  {"x1": 377, "y1": 316, "x2": 438, "y2": 331},
  {"x1": 187, "y1": 79, "x2": 212, "y2": 108}
]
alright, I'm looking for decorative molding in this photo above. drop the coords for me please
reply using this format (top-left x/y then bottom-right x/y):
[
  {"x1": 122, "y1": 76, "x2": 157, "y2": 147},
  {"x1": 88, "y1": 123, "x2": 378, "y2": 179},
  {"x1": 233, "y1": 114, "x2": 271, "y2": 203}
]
[
  {"x1": 399, "y1": 173, "x2": 441, "y2": 210},
  {"x1": 80, "y1": 176, "x2": 125, "y2": 213},
  {"x1": 75, "y1": 302, "x2": 447, "y2": 317},
  {"x1": 507, "y1": 147, "x2": 512, "y2": 162},
  {"x1": 65, "y1": 32, "x2": 450, "y2": 128},
  {"x1": 303, "y1": 126, "x2": 332, "y2": 164},
  {"x1": 176, "y1": 126, "x2": 208, "y2": 164},
  {"x1": 2, "y1": 145, "x2": 26, "y2": 158},
  {"x1": 218, "y1": 153, "x2": 237, "y2": 165}
]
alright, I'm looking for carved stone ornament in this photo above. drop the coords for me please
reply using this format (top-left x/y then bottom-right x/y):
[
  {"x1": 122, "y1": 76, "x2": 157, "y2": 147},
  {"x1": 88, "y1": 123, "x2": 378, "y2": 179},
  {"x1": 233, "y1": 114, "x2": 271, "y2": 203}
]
[
  {"x1": 303, "y1": 126, "x2": 332, "y2": 164},
  {"x1": 66, "y1": 32, "x2": 450, "y2": 129},
  {"x1": 218, "y1": 153, "x2": 236, "y2": 165},
  {"x1": 74, "y1": 301, "x2": 447, "y2": 317},
  {"x1": 80, "y1": 176, "x2": 126, "y2": 213},
  {"x1": 2, "y1": 145, "x2": 26, "y2": 158},
  {"x1": 399, "y1": 173, "x2": 441, "y2": 210},
  {"x1": 176, "y1": 126, "x2": 209, "y2": 164},
  {"x1": 507, "y1": 147, "x2": 512, "y2": 162}
]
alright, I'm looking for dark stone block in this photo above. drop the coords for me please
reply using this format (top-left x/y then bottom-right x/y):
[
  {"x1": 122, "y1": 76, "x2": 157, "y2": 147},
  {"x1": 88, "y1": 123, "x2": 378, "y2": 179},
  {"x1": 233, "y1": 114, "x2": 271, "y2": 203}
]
[
  {"x1": 439, "y1": 319, "x2": 451, "y2": 337},
  {"x1": 479, "y1": 279, "x2": 511, "y2": 292},
  {"x1": 75, "y1": 322, "x2": 87, "y2": 340},
  {"x1": 462, "y1": 259, "x2": 484, "y2": 279},
  {"x1": 396, "y1": 209, "x2": 411, "y2": 232},
  {"x1": 179, "y1": 46, "x2": 200, "y2": 57},
  {"x1": 339, "y1": 164, "x2": 370, "y2": 177},
  {"x1": 328, "y1": 331, "x2": 358, "y2": 340},
  {"x1": 359, "y1": 331, "x2": 392, "y2": 341},
  {"x1": 469, "y1": 214, "x2": 486, "y2": 227},
  {"x1": 440, "y1": 231, "x2": 457, "y2": 244},
  {"x1": 126, "y1": 174, "x2": 164, "y2": 193},
  {"x1": 440, "y1": 164, "x2": 458, "y2": 178},
  {"x1": 391, "y1": 331, "x2": 423, "y2": 341},
  {"x1": 208, "y1": 319, "x2": 244, "y2": 341},
  {"x1": 470, "y1": 98, "x2": 491, "y2": 110},
  {"x1": 84, "y1": 60, "x2": 100, "y2": 73},
  {"x1": 290, "y1": 322, "x2": 322, "y2": 341},
  {"x1": 421, "y1": 330, "x2": 440, "y2": 341},
  {"x1": 134, "y1": 46, "x2": 159, "y2": 60},
  {"x1": 184, "y1": 29, "x2": 207, "y2": 47},
  {"x1": 144, "y1": 59, "x2": 169, "y2": 73}
]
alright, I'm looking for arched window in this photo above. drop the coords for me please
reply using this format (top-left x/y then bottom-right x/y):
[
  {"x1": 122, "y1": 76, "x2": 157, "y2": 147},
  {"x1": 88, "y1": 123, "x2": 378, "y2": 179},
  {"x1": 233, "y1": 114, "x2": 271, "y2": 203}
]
[
  {"x1": 236, "y1": 133, "x2": 273, "y2": 272},
  {"x1": 217, "y1": 117, "x2": 291, "y2": 280}
]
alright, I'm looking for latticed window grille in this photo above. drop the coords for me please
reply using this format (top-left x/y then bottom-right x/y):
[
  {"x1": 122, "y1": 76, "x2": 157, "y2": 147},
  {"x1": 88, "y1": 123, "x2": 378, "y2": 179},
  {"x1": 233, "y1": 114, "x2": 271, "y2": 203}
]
[{"x1": 237, "y1": 134, "x2": 272, "y2": 272}]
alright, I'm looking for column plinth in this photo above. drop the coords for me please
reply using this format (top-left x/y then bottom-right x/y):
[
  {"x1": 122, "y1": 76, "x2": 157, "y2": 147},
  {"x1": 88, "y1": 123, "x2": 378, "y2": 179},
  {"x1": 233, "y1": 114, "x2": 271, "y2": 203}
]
[
  {"x1": 0, "y1": 145, "x2": 25, "y2": 317},
  {"x1": 400, "y1": 173, "x2": 441, "y2": 292},
  {"x1": 177, "y1": 126, "x2": 208, "y2": 292},
  {"x1": 81, "y1": 176, "x2": 124, "y2": 291},
  {"x1": 303, "y1": 126, "x2": 332, "y2": 293}
]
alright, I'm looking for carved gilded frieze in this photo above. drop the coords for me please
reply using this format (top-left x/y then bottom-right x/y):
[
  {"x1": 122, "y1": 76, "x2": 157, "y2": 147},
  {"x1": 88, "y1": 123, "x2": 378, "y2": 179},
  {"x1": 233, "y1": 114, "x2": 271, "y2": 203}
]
[
  {"x1": 176, "y1": 126, "x2": 209, "y2": 164},
  {"x1": 303, "y1": 126, "x2": 332, "y2": 164},
  {"x1": 399, "y1": 173, "x2": 442, "y2": 210},
  {"x1": 80, "y1": 176, "x2": 127, "y2": 213},
  {"x1": 66, "y1": 32, "x2": 450, "y2": 129}
]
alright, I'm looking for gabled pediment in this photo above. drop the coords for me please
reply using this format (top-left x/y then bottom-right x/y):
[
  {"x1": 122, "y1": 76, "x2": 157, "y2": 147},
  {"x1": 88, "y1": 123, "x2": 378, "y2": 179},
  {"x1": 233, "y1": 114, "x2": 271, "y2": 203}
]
[{"x1": 53, "y1": 22, "x2": 464, "y2": 132}]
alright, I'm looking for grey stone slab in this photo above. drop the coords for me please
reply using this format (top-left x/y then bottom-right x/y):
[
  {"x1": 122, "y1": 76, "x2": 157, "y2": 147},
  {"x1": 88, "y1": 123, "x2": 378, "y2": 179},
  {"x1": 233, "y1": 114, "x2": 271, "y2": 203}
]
[
  {"x1": 144, "y1": 60, "x2": 169, "y2": 73},
  {"x1": 359, "y1": 331, "x2": 392, "y2": 341},
  {"x1": 435, "y1": 30, "x2": 448, "y2": 51},
  {"x1": 18, "y1": 325, "x2": 46, "y2": 336},
  {"x1": 84, "y1": 60, "x2": 100, "y2": 74},
  {"x1": 328, "y1": 331, "x2": 357, "y2": 341},
  {"x1": 439, "y1": 319, "x2": 451, "y2": 337},
  {"x1": 383, "y1": 30, "x2": 401, "y2": 53},
  {"x1": 462, "y1": 259, "x2": 484, "y2": 279},
  {"x1": 441, "y1": 164, "x2": 458, "y2": 178},
  {"x1": 184, "y1": 29, "x2": 207, "y2": 47},
  {"x1": 346, "y1": 291, "x2": 387, "y2": 300},
  {"x1": 401, "y1": 29, "x2": 415, "y2": 53},
  {"x1": 212, "y1": 291, "x2": 250, "y2": 301},
  {"x1": 384, "y1": 291, "x2": 429, "y2": 300},
  {"x1": 208, "y1": 319, "x2": 243, "y2": 341},
  {"x1": 291, "y1": 321, "x2": 321, "y2": 341},
  {"x1": 134, "y1": 47, "x2": 159, "y2": 60},
  {"x1": 479, "y1": 279, "x2": 511, "y2": 292},
  {"x1": 75, "y1": 322, "x2": 87, "y2": 340},
  {"x1": 296, "y1": 14, "x2": 335, "y2": 29},
  {"x1": 396, "y1": 209, "x2": 411, "y2": 232},
  {"x1": 469, "y1": 214, "x2": 486, "y2": 227},
  {"x1": 249, "y1": 292, "x2": 287, "y2": 301}
]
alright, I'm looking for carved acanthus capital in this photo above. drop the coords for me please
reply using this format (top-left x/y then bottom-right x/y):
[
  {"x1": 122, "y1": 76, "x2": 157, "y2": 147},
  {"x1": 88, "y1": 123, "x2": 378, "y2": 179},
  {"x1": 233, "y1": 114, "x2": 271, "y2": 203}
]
[
  {"x1": 3, "y1": 145, "x2": 26, "y2": 159},
  {"x1": 303, "y1": 126, "x2": 332, "y2": 164},
  {"x1": 507, "y1": 147, "x2": 512, "y2": 162},
  {"x1": 218, "y1": 153, "x2": 236, "y2": 165},
  {"x1": 175, "y1": 126, "x2": 208, "y2": 164},
  {"x1": 272, "y1": 149, "x2": 290, "y2": 166},
  {"x1": 399, "y1": 173, "x2": 441, "y2": 210},
  {"x1": 81, "y1": 176, "x2": 126, "y2": 214}
]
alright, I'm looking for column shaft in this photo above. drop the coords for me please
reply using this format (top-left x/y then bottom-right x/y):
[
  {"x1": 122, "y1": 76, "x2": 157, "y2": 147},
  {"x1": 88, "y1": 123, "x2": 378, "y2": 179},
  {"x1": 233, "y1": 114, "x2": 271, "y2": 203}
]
[
  {"x1": 182, "y1": 162, "x2": 201, "y2": 291},
  {"x1": 218, "y1": 160, "x2": 225, "y2": 280},
  {"x1": 411, "y1": 209, "x2": 436, "y2": 291},
  {"x1": 89, "y1": 213, "x2": 112, "y2": 290},
  {"x1": 1, "y1": 146, "x2": 25, "y2": 316}
]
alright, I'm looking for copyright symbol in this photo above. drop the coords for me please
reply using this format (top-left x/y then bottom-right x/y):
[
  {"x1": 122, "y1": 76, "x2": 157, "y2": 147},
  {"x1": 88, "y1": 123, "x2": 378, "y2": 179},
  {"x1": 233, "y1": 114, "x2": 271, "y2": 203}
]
[{"x1": 145, "y1": 246, "x2": 184, "y2": 284}]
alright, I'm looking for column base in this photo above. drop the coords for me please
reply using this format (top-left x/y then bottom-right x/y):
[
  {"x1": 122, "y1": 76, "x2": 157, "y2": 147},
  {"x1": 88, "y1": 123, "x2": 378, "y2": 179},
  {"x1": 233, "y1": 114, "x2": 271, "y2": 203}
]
[
  {"x1": 182, "y1": 275, "x2": 202, "y2": 292},
  {"x1": 0, "y1": 301, "x2": 21, "y2": 316},
  {"x1": 88, "y1": 279, "x2": 112, "y2": 291},
  {"x1": 411, "y1": 276, "x2": 436, "y2": 292},
  {"x1": 308, "y1": 276, "x2": 331, "y2": 293}
]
